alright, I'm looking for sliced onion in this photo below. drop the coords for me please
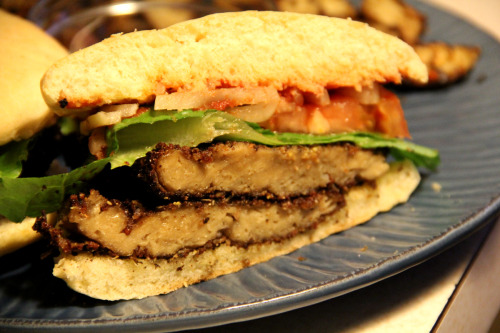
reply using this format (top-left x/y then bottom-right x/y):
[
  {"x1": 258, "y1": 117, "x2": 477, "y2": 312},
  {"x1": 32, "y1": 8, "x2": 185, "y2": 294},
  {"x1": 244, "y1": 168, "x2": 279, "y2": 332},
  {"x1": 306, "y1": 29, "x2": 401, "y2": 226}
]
[
  {"x1": 100, "y1": 103, "x2": 139, "y2": 118},
  {"x1": 81, "y1": 111, "x2": 119, "y2": 134},
  {"x1": 155, "y1": 90, "x2": 210, "y2": 111},
  {"x1": 80, "y1": 103, "x2": 139, "y2": 134},
  {"x1": 337, "y1": 84, "x2": 381, "y2": 105},
  {"x1": 88, "y1": 127, "x2": 107, "y2": 160},
  {"x1": 154, "y1": 87, "x2": 280, "y2": 112},
  {"x1": 226, "y1": 100, "x2": 279, "y2": 123}
]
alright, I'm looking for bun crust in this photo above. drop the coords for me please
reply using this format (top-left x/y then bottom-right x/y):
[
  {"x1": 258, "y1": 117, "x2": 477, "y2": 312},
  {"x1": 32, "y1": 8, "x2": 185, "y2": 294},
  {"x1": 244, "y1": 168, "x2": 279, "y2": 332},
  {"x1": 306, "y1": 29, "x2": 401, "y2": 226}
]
[
  {"x1": 0, "y1": 10, "x2": 67, "y2": 145},
  {"x1": 53, "y1": 160, "x2": 420, "y2": 300},
  {"x1": 0, "y1": 217, "x2": 39, "y2": 256},
  {"x1": 41, "y1": 11, "x2": 427, "y2": 115},
  {"x1": 0, "y1": 10, "x2": 67, "y2": 255}
]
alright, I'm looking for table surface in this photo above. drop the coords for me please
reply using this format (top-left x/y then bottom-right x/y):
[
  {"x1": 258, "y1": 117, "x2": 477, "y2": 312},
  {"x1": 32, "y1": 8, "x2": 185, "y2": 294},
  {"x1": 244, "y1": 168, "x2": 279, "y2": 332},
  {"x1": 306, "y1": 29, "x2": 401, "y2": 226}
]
[{"x1": 189, "y1": 1, "x2": 500, "y2": 332}]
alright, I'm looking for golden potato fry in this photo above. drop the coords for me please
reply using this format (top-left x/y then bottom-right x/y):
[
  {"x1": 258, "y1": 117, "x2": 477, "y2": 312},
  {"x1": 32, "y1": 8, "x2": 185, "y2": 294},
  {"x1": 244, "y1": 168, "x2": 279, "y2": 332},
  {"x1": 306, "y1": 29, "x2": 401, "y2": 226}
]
[
  {"x1": 143, "y1": 0, "x2": 197, "y2": 29},
  {"x1": 145, "y1": 0, "x2": 276, "y2": 28},
  {"x1": 275, "y1": 0, "x2": 321, "y2": 15},
  {"x1": 360, "y1": 0, "x2": 425, "y2": 45},
  {"x1": 319, "y1": 0, "x2": 357, "y2": 18},
  {"x1": 276, "y1": 0, "x2": 357, "y2": 18},
  {"x1": 213, "y1": 0, "x2": 276, "y2": 11},
  {"x1": 411, "y1": 42, "x2": 481, "y2": 86}
]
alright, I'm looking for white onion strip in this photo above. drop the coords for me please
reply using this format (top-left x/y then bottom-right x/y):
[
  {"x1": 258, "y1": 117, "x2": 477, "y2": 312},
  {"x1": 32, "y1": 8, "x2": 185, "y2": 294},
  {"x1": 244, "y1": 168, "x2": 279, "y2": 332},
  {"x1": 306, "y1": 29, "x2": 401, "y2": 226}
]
[
  {"x1": 80, "y1": 103, "x2": 139, "y2": 134},
  {"x1": 100, "y1": 103, "x2": 139, "y2": 117},
  {"x1": 226, "y1": 101, "x2": 279, "y2": 123},
  {"x1": 154, "y1": 87, "x2": 280, "y2": 123}
]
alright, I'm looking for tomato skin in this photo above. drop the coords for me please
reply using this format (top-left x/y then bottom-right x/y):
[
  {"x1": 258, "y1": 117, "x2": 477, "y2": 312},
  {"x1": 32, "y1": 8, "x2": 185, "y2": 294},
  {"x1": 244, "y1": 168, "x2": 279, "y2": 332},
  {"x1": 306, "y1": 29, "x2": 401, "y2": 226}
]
[
  {"x1": 314, "y1": 93, "x2": 375, "y2": 134},
  {"x1": 206, "y1": 99, "x2": 236, "y2": 111},
  {"x1": 264, "y1": 86, "x2": 410, "y2": 139}
]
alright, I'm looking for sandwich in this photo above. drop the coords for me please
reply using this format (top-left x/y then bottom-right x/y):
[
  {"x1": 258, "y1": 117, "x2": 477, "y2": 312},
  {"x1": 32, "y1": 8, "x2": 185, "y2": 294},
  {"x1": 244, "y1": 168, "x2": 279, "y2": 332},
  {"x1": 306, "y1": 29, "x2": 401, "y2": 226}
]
[
  {"x1": 0, "y1": 9, "x2": 68, "y2": 256},
  {"x1": 29, "y1": 11, "x2": 439, "y2": 300}
]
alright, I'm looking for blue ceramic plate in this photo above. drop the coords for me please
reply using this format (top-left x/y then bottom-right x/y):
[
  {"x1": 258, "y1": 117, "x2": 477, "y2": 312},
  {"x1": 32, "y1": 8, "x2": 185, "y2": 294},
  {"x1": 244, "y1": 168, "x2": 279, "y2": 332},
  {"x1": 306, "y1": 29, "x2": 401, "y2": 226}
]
[{"x1": 1, "y1": 1, "x2": 500, "y2": 331}]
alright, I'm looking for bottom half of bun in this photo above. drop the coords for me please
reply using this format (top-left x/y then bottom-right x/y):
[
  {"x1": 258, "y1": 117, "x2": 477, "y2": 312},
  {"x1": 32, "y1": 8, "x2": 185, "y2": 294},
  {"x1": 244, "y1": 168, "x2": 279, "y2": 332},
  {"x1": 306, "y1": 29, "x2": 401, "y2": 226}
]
[{"x1": 52, "y1": 160, "x2": 420, "y2": 301}]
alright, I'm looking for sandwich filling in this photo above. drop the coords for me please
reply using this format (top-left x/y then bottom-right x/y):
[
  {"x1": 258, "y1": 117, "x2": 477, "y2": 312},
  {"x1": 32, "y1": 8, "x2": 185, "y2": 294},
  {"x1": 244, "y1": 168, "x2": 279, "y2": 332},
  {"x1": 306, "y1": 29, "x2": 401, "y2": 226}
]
[
  {"x1": 33, "y1": 80, "x2": 433, "y2": 262},
  {"x1": 81, "y1": 84, "x2": 409, "y2": 141},
  {"x1": 35, "y1": 142, "x2": 387, "y2": 259},
  {"x1": 32, "y1": 79, "x2": 440, "y2": 264}
]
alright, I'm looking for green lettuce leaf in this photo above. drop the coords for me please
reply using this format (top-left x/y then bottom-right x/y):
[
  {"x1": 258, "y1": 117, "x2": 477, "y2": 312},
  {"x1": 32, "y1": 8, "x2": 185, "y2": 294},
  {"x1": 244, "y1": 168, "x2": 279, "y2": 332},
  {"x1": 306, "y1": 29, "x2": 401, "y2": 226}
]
[
  {"x1": 107, "y1": 109, "x2": 440, "y2": 169},
  {"x1": 106, "y1": 109, "x2": 232, "y2": 167},
  {"x1": 0, "y1": 139, "x2": 30, "y2": 178},
  {"x1": 58, "y1": 116, "x2": 80, "y2": 136},
  {"x1": 0, "y1": 159, "x2": 108, "y2": 222}
]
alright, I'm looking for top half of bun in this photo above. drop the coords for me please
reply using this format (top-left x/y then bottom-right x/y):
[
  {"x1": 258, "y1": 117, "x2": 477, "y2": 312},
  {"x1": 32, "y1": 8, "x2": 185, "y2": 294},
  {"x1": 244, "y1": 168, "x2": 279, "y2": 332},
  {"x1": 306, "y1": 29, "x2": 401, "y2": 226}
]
[
  {"x1": 41, "y1": 11, "x2": 427, "y2": 116},
  {"x1": 0, "y1": 9, "x2": 68, "y2": 146}
]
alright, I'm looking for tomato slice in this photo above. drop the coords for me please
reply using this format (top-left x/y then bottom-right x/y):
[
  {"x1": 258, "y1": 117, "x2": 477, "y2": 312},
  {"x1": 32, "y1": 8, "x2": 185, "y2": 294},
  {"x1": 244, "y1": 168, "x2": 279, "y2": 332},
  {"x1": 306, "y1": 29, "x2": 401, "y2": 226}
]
[
  {"x1": 265, "y1": 86, "x2": 410, "y2": 138},
  {"x1": 372, "y1": 87, "x2": 411, "y2": 138},
  {"x1": 313, "y1": 93, "x2": 375, "y2": 134}
]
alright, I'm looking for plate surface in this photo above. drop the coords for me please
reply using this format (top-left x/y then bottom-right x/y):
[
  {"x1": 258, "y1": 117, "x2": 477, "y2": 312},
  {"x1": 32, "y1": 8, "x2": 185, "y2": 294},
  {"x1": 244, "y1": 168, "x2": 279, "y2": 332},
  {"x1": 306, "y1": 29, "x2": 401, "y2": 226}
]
[{"x1": 1, "y1": 1, "x2": 500, "y2": 331}]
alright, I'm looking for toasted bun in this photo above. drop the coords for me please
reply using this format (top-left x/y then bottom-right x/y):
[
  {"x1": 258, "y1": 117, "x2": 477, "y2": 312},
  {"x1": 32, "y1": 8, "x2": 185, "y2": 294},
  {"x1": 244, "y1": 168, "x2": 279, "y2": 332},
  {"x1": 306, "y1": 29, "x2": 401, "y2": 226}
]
[
  {"x1": 41, "y1": 11, "x2": 427, "y2": 116},
  {"x1": 0, "y1": 217, "x2": 39, "y2": 256},
  {"x1": 0, "y1": 11, "x2": 66, "y2": 256},
  {"x1": 0, "y1": 10, "x2": 68, "y2": 146},
  {"x1": 53, "y1": 160, "x2": 420, "y2": 300}
]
